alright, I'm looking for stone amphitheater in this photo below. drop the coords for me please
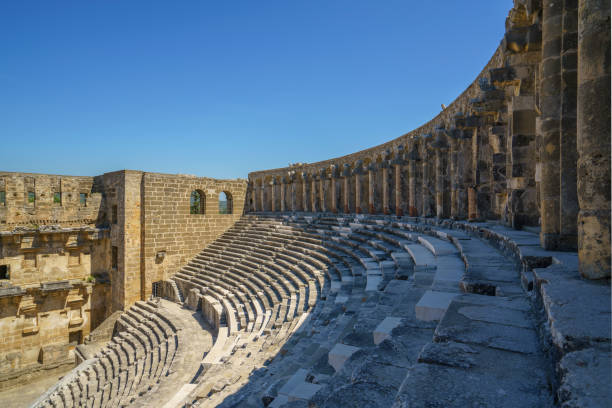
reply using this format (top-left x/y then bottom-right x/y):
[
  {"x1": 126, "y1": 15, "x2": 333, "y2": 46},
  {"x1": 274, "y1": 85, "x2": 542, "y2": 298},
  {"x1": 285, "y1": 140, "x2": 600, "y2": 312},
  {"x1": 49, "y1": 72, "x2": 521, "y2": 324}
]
[{"x1": 0, "y1": 1, "x2": 610, "y2": 407}]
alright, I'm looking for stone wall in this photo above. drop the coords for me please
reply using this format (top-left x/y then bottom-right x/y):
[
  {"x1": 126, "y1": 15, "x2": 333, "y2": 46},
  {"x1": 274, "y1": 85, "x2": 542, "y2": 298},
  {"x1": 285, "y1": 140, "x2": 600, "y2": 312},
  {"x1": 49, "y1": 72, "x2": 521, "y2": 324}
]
[
  {"x1": 0, "y1": 221, "x2": 110, "y2": 385},
  {"x1": 247, "y1": 0, "x2": 611, "y2": 279},
  {"x1": 141, "y1": 172, "x2": 247, "y2": 300},
  {"x1": 97, "y1": 170, "x2": 246, "y2": 309},
  {"x1": 0, "y1": 172, "x2": 103, "y2": 231},
  {"x1": 0, "y1": 170, "x2": 246, "y2": 388}
]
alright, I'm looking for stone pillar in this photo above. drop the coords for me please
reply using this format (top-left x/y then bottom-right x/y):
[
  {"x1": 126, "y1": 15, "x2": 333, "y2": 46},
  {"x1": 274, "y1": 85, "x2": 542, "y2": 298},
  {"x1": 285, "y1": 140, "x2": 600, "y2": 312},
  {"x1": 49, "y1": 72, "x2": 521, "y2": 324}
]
[
  {"x1": 408, "y1": 146, "x2": 418, "y2": 216},
  {"x1": 311, "y1": 174, "x2": 317, "y2": 212},
  {"x1": 392, "y1": 147, "x2": 405, "y2": 217},
  {"x1": 301, "y1": 172, "x2": 308, "y2": 212},
  {"x1": 468, "y1": 187, "x2": 478, "y2": 220},
  {"x1": 559, "y1": 0, "x2": 579, "y2": 250},
  {"x1": 319, "y1": 168, "x2": 326, "y2": 212},
  {"x1": 343, "y1": 164, "x2": 351, "y2": 213},
  {"x1": 355, "y1": 170, "x2": 362, "y2": 215},
  {"x1": 469, "y1": 128, "x2": 479, "y2": 221},
  {"x1": 508, "y1": 96, "x2": 538, "y2": 228},
  {"x1": 271, "y1": 178, "x2": 277, "y2": 212},
  {"x1": 382, "y1": 164, "x2": 390, "y2": 215},
  {"x1": 330, "y1": 165, "x2": 338, "y2": 213},
  {"x1": 577, "y1": 0, "x2": 611, "y2": 278},
  {"x1": 433, "y1": 131, "x2": 450, "y2": 219},
  {"x1": 280, "y1": 176, "x2": 286, "y2": 212},
  {"x1": 450, "y1": 137, "x2": 459, "y2": 219},
  {"x1": 455, "y1": 136, "x2": 470, "y2": 220},
  {"x1": 251, "y1": 182, "x2": 257, "y2": 212},
  {"x1": 421, "y1": 139, "x2": 434, "y2": 217},
  {"x1": 290, "y1": 173, "x2": 296, "y2": 212},
  {"x1": 368, "y1": 164, "x2": 375, "y2": 214},
  {"x1": 260, "y1": 179, "x2": 265, "y2": 212},
  {"x1": 539, "y1": 0, "x2": 563, "y2": 248}
]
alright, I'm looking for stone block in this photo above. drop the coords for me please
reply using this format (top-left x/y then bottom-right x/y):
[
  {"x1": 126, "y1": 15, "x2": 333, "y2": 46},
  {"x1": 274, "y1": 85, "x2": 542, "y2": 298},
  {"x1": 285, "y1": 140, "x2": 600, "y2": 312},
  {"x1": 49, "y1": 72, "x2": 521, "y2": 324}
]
[
  {"x1": 39, "y1": 343, "x2": 69, "y2": 365},
  {"x1": 415, "y1": 290, "x2": 458, "y2": 321},
  {"x1": 275, "y1": 368, "x2": 323, "y2": 405},
  {"x1": 373, "y1": 317, "x2": 403, "y2": 345},
  {"x1": 329, "y1": 343, "x2": 360, "y2": 372}
]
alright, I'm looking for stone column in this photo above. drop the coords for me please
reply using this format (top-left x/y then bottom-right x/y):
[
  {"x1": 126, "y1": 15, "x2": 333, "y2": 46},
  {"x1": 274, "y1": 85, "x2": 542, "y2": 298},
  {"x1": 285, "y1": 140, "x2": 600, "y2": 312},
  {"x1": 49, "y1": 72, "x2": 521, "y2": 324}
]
[
  {"x1": 456, "y1": 136, "x2": 470, "y2": 220},
  {"x1": 311, "y1": 174, "x2": 317, "y2": 212},
  {"x1": 319, "y1": 168, "x2": 326, "y2": 212},
  {"x1": 433, "y1": 131, "x2": 450, "y2": 219},
  {"x1": 342, "y1": 164, "x2": 350, "y2": 213},
  {"x1": 508, "y1": 96, "x2": 538, "y2": 228},
  {"x1": 382, "y1": 164, "x2": 390, "y2": 215},
  {"x1": 301, "y1": 172, "x2": 308, "y2": 212},
  {"x1": 280, "y1": 176, "x2": 286, "y2": 212},
  {"x1": 271, "y1": 178, "x2": 277, "y2": 212},
  {"x1": 354, "y1": 160, "x2": 364, "y2": 214},
  {"x1": 393, "y1": 145, "x2": 406, "y2": 217},
  {"x1": 368, "y1": 164, "x2": 375, "y2": 214},
  {"x1": 408, "y1": 146, "x2": 418, "y2": 216},
  {"x1": 251, "y1": 181, "x2": 257, "y2": 212},
  {"x1": 330, "y1": 165, "x2": 338, "y2": 213},
  {"x1": 559, "y1": 0, "x2": 579, "y2": 250},
  {"x1": 539, "y1": 0, "x2": 563, "y2": 248},
  {"x1": 449, "y1": 137, "x2": 459, "y2": 219},
  {"x1": 468, "y1": 129, "x2": 479, "y2": 221},
  {"x1": 421, "y1": 137, "x2": 435, "y2": 217},
  {"x1": 577, "y1": 0, "x2": 611, "y2": 278},
  {"x1": 260, "y1": 179, "x2": 265, "y2": 212},
  {"x1": 288, "y1": 173, "x2": 296, "y2": 212}
]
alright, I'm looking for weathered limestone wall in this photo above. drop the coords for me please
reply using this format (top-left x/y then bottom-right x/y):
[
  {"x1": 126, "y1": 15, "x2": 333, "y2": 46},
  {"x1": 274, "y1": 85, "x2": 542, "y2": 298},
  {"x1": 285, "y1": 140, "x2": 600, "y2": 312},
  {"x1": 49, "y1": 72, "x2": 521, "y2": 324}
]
[
  {"x1": 247, "y1": 0, "x2": 611, "y2": 279},
  {"x1": 141, "y1": 173, "x2": 247, "y2": 300},
  {"x1": 98, "y1": 170, "x2": 247, "y2": 309},
  {"x1": 99, "y1": 171, "x2": 143, "y2": 312},
  {"x1": 0, "y1": 170, "x2": 246, "y2": 387},
  {"x1": 0, "y1": 226, "x2": 110, "y2": 388},
  {"x1": 0, "y1": 172, "x2": 103, "y2": 230}
]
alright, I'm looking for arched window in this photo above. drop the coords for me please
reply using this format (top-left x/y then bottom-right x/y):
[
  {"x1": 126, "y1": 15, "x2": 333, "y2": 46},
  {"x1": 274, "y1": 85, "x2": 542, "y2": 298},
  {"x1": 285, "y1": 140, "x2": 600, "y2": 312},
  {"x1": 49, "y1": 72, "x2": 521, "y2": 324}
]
[
  {"x1": 219, "y1": 191, "x2": 232, "y2": 214},
  {"x1": 190, "y1": 190, "x2": 205, "y2": 214}
]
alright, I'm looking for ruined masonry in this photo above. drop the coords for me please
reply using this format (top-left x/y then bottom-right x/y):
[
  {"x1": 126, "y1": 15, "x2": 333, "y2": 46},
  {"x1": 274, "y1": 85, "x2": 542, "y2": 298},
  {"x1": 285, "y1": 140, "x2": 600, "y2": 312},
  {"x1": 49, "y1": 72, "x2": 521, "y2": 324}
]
[{"x1": 0, "y1": 1, "x2": 609, "y2": 407}]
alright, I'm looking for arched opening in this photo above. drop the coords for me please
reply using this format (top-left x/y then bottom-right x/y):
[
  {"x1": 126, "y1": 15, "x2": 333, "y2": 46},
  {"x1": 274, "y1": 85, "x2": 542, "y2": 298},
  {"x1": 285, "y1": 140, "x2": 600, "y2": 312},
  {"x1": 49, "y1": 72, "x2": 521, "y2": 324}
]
[
  {"x1": 190, "y1": 190, "x2": 206, "y2": 214},
  {"x1": 219, "y1": 191, "x2": 232, "y2": 214}
]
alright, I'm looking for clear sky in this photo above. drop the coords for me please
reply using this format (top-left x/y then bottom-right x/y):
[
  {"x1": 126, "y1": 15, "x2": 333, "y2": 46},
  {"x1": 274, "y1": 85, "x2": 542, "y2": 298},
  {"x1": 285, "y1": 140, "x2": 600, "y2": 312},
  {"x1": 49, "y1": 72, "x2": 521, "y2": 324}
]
[{"x1": 0, "y1": 1, "x2": 509, "y2": 179}]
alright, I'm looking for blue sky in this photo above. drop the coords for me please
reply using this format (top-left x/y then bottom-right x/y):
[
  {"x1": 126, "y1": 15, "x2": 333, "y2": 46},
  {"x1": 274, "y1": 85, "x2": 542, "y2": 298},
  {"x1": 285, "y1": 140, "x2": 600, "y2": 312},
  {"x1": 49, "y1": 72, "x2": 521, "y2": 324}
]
[{"x1": 0, "y1": 1, "x2": 509, "y2": 179}]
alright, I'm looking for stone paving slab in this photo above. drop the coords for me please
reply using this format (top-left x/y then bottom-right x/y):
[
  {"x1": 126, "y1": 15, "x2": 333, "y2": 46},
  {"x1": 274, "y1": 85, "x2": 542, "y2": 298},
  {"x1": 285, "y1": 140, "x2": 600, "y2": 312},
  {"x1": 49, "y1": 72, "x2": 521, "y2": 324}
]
[
  {"x1": 434, "y1": 299, "x2": 539, "y2": 354},
  {"x1": 533, "y1": 264, "x2": 611, "y2": 350},
  {"x1": 557, "y1": 348, "x2": 612, "y2": 407},
  {"x1": 394, "y1": 361, "x2": 553, "y2": 408}
]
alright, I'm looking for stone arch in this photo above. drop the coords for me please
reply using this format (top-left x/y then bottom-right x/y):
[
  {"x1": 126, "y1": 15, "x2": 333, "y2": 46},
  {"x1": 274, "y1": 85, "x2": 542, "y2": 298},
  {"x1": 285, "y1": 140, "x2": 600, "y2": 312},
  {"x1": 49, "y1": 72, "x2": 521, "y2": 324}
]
[
  {"x1": 219, "y1": 191, "x2": 233, "y2": 214},
  {"x1": 190, "y1": 189, "x2": 205, "y2": 214}
]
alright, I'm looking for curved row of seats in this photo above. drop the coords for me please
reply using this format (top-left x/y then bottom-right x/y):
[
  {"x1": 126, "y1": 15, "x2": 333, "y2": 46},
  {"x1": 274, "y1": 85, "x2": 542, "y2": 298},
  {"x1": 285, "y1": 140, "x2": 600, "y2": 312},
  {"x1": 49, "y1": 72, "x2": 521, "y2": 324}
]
[
  {"x1": 195, "y1": 213, "x2": 552, "y2": 408},
  {"x1": 33, "y1": 212, "x2": 553, "y2": 408},
  {"x1": 32, "y1": 301, "x2": 179, "y2": 408},
  {"x1": 170, "y1": 213, "x2": 465, "y2": 406}
]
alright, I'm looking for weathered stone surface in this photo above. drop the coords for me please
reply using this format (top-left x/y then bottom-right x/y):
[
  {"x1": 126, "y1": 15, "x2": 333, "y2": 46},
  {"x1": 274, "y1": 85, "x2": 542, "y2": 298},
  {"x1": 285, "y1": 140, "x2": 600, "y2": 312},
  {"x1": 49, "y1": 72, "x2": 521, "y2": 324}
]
[
  {"x1": 557, "y1": 348, "x2": 612, "y2": 407},
  {"x1": 434, "y1": 299, "x2": 540, "y2": 354},
  {"x1": 533, "y1": 264, "x2": 611, "y2": 351}
]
